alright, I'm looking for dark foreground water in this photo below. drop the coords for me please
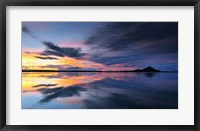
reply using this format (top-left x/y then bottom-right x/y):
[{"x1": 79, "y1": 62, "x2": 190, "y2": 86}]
[{"x1": 22, "y1": 72, "x2": 178, "y2": 109}]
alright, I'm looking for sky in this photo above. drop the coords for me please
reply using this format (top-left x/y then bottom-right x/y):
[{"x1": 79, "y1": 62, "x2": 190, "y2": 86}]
[{"x1": 22, "y1": 22, "x2": 178, "y2": 71}]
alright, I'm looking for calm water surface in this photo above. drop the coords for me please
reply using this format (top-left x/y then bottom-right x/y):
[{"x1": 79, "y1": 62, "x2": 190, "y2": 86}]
[{"x1": 22, "y1": 72, "x2": 178, "y2": 109}]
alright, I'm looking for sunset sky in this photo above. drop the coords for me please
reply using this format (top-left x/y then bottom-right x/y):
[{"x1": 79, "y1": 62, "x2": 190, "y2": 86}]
[{"x1": 22, "y1": 22, "x2": 178, "y2": 71}]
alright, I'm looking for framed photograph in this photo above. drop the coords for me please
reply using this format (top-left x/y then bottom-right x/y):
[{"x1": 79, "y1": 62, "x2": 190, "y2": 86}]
[{"x1": 1, "y1": 0, "x2": 199, "y2": 130}]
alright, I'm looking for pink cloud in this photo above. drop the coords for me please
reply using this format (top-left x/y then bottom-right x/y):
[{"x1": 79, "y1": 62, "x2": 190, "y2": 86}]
[
  {"x1": 102, "y1": 63, "x2": 137, "y2": 71},
  {"x1": 22, "y1": 48, "x2": 42, "y2": 53},
  {"x1": 58, "y1": 41, "x2": 85, "y2": 48}
]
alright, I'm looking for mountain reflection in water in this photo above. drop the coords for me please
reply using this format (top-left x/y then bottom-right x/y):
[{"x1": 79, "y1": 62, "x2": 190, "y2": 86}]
[{"x1": 22, "y1": 72, "x2": 178, "y2": 109}]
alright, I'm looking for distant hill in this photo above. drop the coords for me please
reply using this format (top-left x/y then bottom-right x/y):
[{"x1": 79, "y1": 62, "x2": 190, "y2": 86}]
[{"x1": 134, "y1": 66, "x2": 161, "y2": 72}]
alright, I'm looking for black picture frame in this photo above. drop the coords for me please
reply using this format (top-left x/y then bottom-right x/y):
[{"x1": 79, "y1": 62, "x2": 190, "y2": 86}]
[{"x1": 0, "y1": 0, "x2": 199, "y2": 131}]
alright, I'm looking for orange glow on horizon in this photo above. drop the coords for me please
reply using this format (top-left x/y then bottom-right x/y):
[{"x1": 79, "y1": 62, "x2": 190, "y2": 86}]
[
  {"x1": 22, "y1": 49, "x2": 106, "y2": 70},
  {"x1": 22, "y1": 48, "x2": 137, "y2": 71}
]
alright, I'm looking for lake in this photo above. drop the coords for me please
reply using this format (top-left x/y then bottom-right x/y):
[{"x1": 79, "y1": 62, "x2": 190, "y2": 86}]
[{"x1": 22, "y1": 72, "x2": 178, "y2": 109}]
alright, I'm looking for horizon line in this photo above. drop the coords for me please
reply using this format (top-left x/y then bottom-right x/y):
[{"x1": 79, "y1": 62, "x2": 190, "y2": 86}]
[{"x1": 22, "y1": 69, "x2": 178, "y2": 72}]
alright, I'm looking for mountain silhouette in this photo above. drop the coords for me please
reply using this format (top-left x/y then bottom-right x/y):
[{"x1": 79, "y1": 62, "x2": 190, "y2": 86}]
[{"x1": 134, "y1": 66, "x2": 161, "y2": 72}]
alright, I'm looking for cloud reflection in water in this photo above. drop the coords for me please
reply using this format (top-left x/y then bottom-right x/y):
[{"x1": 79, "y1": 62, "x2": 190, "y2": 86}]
[{"x1": 22, "y1": 72, "x2": 178, "y2": 109}]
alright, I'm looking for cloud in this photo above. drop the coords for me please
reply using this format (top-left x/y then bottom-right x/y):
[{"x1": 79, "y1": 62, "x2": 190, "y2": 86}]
[
  {"x1": 42, "y1": 41, "x2": 86, "y2": 58},
  {"x1": 22, "y1": 26, "x2": 86, "y2": 58},
  {"x1": 85, "y1": 22, "x2": 178, "y2": 51},
  {"x1": 90, "y1": 55, "x2": 146, "y2": 66},
  {"x1": 22, "y1": 26, "x2": 31, "y2": 33},
  {"x1": 22, "y1": 26, "x2": 42, "y2": 42},
  {"x1": 32, "y1": 84, "x2": 57, "y2": 88},
  {"x1": 84, "y1": 22, "x2": 178, "y2": 70},
  {"x1": 40, "y1": 50, "x2": 64, "y2": 57},
  {"x1": 41, "y1": 65, "x2": 69, "y2": 70},
  {"x1": 35, "y1": 56, "x2": 58, "y2": 60}
]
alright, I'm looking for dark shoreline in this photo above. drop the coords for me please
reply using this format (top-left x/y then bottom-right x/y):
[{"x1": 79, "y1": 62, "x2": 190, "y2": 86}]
[
  {"x1": 22, "y1": 66, "x2": 177, "y2": 73},
  {"x1": 22, "y1": 70, "x2": 177, "y2": 73}
]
